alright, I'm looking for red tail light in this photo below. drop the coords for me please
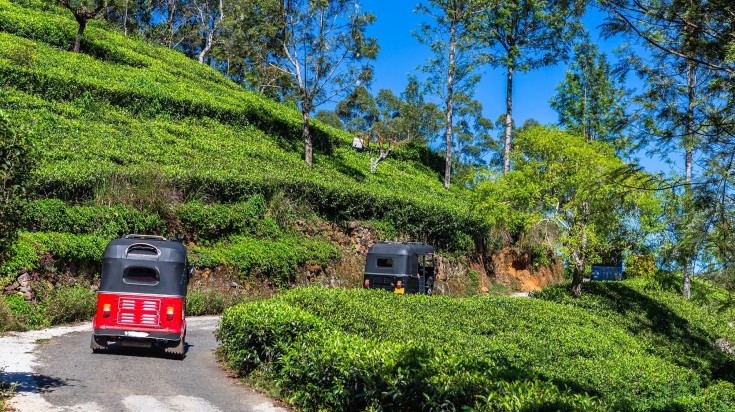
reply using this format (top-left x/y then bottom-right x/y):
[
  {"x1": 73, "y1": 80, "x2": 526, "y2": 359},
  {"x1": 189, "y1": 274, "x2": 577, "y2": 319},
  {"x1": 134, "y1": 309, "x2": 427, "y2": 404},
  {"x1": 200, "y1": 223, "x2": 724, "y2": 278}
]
[
  {"x1": 166, "y1": 306, "x2": 175, "y2": 320},
  {"x1": 102, "y1": 303, "x2": 111, "y2": 318},
  {"x1": 396, "y1": 280, "x2": 403, "y2": 289},
  {"x1": 364, "y1": 278, "x2": 370, "y2": 288}
]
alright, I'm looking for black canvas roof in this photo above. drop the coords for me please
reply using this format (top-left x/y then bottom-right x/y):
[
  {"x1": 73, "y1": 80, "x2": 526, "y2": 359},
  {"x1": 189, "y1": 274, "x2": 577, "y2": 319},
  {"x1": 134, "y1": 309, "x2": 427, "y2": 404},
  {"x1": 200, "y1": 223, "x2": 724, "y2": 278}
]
[
  {"x1": 367, "y1": 241, "x2": 434, "y2": 256},
  {"x1": 103, "y1": 235, "x2": 187, "y2": 263},
  {"x1": 99, "y1": 235, "x2": 189, "y2": 296}
]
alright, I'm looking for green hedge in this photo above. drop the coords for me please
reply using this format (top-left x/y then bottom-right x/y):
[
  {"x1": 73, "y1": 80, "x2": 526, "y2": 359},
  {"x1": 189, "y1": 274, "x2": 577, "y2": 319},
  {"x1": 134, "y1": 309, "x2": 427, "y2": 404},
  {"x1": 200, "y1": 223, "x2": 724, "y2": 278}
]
[
  {"x1": 23, "y1": 199, "x2": 165, "y2": 236},
  {"x1": 190, "y1": 235, "x2": 340, "y2": 282},
  {"x1": 532, "y1": 274, "x2": 735, "y2": 385},
  {"x1": 216, "y1": 287, "x2": 732, "y2": 411}
]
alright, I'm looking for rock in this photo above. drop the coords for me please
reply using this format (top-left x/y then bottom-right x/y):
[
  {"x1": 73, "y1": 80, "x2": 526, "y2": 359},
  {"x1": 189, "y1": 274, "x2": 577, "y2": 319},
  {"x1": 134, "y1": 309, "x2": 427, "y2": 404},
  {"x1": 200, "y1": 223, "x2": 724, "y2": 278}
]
[
  {"x1": 481, "y1": 286, "x2": 489, "y2": 294},
  {"x1": 17, "y1": 273, "x2": 30, "y2": 286},
  {"x1": 348, "y1": 221, "x2": 360, "y2": 230},
  {"x1": 230, "y1": 281, "x2": 239, "y2": 289}
]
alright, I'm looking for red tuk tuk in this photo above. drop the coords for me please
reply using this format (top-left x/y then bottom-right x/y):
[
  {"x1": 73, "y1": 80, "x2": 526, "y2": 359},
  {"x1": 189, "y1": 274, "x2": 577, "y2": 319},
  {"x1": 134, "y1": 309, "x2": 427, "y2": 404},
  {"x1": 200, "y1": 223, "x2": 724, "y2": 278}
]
[{"x1": 91, "y1": 235, "x2": 192, "y2": 358}]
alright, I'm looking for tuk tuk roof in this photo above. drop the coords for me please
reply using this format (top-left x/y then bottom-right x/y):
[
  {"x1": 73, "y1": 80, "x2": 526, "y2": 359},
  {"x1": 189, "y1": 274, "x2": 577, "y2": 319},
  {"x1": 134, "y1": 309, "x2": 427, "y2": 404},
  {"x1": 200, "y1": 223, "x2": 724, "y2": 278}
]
[
  {"x1": 99, "y1": 235, "x2": 189, "y2": 296},
  {"x1": 367, "y1": 241, "x2": 434, "y2": 256},
  {"x1": 103, "y1": 235, "x2": 187, "y2": 262}
]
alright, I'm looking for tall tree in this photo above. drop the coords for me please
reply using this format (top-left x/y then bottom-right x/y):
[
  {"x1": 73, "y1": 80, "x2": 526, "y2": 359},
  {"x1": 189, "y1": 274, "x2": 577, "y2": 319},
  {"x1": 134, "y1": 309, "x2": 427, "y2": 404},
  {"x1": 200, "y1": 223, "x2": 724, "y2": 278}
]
[
  {"x1": 480, "y1": 0, "x2": 585, "y2": 173},
  {"x1": 57, "y1": 0, "x2": 108, "y2": 52},
  {"x1": 475, "y1": 126, "x2": 660, "y2": 296},
  {"x1": 398, "y1": 75, "x2": 442, "y2": 147},
  {"x1": 600, "y1": 0, "x2": 732, "y2": 299},
  {"x1": 549, "y1": 40, "x2": 630, "y2": 154},
  {"x1": 415, "y1": 0, "x2": 489, "y2": 189},
  {"x1": 272, "y1": 0, "x2": 378, "y2": 165}
]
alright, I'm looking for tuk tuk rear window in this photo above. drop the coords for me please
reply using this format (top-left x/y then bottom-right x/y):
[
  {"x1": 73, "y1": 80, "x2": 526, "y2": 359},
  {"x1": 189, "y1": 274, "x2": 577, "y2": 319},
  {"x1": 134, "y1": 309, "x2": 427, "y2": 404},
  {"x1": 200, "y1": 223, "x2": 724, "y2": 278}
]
[
  {"x1": 376, "y1": 257, "x2": 394, "y2": 268},
  {"x1": 123, "y1": 266, "x2": 160, "y2": 286}
]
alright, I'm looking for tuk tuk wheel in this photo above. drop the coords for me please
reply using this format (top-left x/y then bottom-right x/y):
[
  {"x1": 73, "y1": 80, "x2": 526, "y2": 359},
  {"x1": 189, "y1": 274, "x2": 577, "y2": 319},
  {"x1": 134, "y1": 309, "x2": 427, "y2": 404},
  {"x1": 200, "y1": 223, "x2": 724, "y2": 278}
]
[
  {"x1": 90, "y1": 336, "x2": 107, "y2": 353},
  {"x1": 425, "y1": 276, "x2": 434, "y2": 296}
]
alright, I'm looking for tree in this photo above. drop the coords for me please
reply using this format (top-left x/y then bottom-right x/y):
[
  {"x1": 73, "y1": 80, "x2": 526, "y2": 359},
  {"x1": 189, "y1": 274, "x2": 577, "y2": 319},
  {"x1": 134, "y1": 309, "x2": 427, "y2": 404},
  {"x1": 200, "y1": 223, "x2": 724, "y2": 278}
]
[
  {"x1": 0, "y1": 111, "x2": 34, "y2": 269},
  {"x1": 396, "y1": 75, "x2": 442, "y2": 147},
  {"x1": 415, "y1": 0, "x2": 489, "y2": 189},
  {"x1": 480, "y1": 0, "x2": 585, "y2": 173},
  {"x1": 271, "y1": 0, "x2": 378, "y2": 165},
  {"x1": 336, "y1": 85, "x2": 379, "y2": 134},
  {"x1": 549, "y1": 40, "x2": 630, "y2": 154},
  {"x1": 475, "y1": 126, "x2": 660, "y2": 296},
  {"x1": 58, "y1": 0, "x2": 108, "y2": 52},
  {"x1": 314, "y1": 110, "x2": 344, "y2": 130},
  {"x1": 599, "y1": 0, "x2": 732, "y2": 299}
]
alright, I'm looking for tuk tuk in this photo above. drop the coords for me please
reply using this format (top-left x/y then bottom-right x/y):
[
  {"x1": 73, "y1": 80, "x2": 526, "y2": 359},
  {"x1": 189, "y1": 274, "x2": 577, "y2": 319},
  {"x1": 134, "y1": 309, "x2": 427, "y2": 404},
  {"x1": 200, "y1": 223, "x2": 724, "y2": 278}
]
[
  {"x1": 91, "y1": 235, "x2": 192, "y2": 357},
  {"x1": 363, "y1": 241, "x2": 436, "y2": 295}
]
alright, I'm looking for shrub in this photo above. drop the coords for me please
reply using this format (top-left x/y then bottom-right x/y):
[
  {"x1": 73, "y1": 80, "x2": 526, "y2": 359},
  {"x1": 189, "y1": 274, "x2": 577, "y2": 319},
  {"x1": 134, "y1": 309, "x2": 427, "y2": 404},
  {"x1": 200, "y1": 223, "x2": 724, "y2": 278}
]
[
  {"x1": 45, "y1": 284, "x2": 95, "y2": 324},
  {"x1": 1, "y1": 293, "x2": 45, "y2": 329},
  {"x1": 625, "y1": 254, "x2": 656, "y2": 279},
  {"x1": 217, "y1": 287, "x2": 713, "y2": 410},
  {"x1": 186, "y1": 288, "x2": 227, "y2": 316}
]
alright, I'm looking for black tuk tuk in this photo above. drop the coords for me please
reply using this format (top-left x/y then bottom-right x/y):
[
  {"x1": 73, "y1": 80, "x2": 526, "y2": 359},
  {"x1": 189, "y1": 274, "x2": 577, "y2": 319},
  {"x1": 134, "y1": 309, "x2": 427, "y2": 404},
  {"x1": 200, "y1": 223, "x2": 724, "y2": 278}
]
[
  {"x1": 91, "y1": 235, "x2": 192, "y2": 357},
  {"x1": 362, "y1": 241, "x2": 436, "y2": 295}
]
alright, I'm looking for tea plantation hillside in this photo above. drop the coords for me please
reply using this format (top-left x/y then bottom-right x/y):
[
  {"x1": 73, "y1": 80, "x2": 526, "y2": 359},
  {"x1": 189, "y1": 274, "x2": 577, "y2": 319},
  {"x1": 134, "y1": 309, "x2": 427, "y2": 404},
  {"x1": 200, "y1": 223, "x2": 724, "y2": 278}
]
[
  {"x1": 218, "y1": 274, "x2": 735, "y2": 411},
  {"x1": 0, "y1": 0, "x2": 486, "y2": 295}
]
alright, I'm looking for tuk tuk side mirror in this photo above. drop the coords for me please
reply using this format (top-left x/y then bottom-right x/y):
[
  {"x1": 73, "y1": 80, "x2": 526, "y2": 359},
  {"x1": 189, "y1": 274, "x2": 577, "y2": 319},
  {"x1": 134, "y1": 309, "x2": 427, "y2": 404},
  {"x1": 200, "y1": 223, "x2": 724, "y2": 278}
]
[{"x1": 187, "y1": 266, "x2": 194, "y2": 279}]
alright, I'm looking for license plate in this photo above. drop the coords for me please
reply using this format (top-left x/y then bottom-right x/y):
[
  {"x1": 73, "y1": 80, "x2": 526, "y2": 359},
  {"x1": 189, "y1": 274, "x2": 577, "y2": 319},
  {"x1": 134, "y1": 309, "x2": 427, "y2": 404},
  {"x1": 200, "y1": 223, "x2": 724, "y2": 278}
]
[
  {"x1": 394, "y1": 288, "x2": 405, "y2": 295},
  {"x1": 124, "y1": 331, "x2": 149, "y2": 338}
]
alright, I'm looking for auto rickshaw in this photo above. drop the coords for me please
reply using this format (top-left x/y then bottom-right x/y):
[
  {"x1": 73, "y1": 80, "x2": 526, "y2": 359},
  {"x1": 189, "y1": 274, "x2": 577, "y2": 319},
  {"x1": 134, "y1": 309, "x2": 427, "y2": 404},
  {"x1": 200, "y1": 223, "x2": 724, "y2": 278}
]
[
  {"x1": 363, "y1": 241, "x2": 436, "y2": 295},
  {"x1": 91, "y1": 235, "x2": 192, "y2": 358}
]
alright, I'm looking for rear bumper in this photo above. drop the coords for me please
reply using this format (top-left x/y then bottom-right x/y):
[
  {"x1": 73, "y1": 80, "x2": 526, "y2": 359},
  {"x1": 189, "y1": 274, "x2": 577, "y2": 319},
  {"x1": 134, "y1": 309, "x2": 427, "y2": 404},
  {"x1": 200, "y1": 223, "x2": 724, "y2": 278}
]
[{"x1": 93, "y1": 328, "x2": 183, "y2": 343}]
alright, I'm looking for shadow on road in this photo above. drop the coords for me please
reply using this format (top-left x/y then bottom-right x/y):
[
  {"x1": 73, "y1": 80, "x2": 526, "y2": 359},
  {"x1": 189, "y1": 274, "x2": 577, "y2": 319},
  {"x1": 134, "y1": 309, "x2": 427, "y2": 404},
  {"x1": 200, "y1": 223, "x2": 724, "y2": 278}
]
[{"x1": 0, "y1": 371, "x2": 70, "y2": 393}]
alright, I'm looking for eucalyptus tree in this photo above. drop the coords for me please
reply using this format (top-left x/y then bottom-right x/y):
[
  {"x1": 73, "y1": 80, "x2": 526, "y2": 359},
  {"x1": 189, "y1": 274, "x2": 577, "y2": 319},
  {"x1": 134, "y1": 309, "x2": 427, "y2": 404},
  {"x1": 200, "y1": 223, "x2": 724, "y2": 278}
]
[
  {"x1": 272, "y1": 0, "x2": 378, "y2": 166},
  {"x1": 57, "y1": 0, "x2": 108, "y2": 52},
  {"x1": 480, "y1": 0, "x2": 586, "y2": 173},
  {"x1": 549, "y1": 40, "x2": 630, "y2": 154},
  {"x1": 415, "y1": 0, "x2": 490, "y2": 189}
]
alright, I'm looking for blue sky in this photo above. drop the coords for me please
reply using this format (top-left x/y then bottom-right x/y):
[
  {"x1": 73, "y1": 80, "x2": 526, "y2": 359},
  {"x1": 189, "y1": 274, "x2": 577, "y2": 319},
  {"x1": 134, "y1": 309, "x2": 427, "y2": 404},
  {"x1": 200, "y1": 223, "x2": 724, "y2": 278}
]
[{"x1": 360, "y1": 2, "x2": 671, "y2": 174}]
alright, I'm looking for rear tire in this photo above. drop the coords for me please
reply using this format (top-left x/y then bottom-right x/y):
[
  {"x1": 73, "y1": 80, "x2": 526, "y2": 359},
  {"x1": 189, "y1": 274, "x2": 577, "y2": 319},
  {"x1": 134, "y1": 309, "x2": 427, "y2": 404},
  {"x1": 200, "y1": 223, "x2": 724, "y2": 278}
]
[
  {"x1": 165, "y1": 330, "x2": 186, "y2": 359},
  {"x1": 90, "y1": 336, "x2": 107, "y2": 353}
]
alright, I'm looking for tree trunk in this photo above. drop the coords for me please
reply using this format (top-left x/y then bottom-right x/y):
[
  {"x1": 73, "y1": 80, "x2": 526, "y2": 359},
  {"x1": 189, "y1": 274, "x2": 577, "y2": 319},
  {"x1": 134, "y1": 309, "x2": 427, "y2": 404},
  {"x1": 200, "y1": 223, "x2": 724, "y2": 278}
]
[
  {"x1": 682, "y1": 61, "x2": 696, "y2": 300},
  {"x1": 443, "y1": 19, "x2": 457, "y2": 190},
  {"x1": 73, "y1": 17, "x2": 86, "y2": 53},
  {"x1": 167, "y1": 1, "x2": 176, "y2": 48},
  {"x1": 571, "y1": 264, "x2": 584, "y2": 297},
  {"x1": 123, "y1": 0, "x2": 128, "y2": 36},
  {"x1": 302, "y1": 110, "x2": 313, "y2": 165},
  {"x1": 502, "y1": 63, "x2": 514, "y2": 173}
]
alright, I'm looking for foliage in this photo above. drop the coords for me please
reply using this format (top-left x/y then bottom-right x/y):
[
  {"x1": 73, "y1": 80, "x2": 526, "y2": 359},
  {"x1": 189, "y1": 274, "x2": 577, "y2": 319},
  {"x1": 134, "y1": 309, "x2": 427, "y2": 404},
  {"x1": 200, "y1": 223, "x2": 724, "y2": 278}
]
[
  {"x1": 0, "y1": 109, "x2": 34, "y2": 274},
  {"x1": 533, "y1": 273, "x2": 735, "y2": 384},
  {"x1": 549, "y1": 40, "x2": 630, "y2": 153},
  {"x1": 44, "y1": 283, "x2": 96, "y2": 324},
  {"x1": 475, "y1": 126, "x2": 661, "y2": 295},
  {"x1": 216, "y1": 286, "x2": 735, "y2": 410},
  {"x1": 189, "y1": 235, "x2": 340, "y2": 282},
  {"x1": 625, "y1": 254, "x2": 656, "y2": 279},
  {"x1": 186, "y1": 288, "x2": 229, "y2": 316},
  {"x1": 176, "y1": 196, "x2": 267, "y2": 240}
]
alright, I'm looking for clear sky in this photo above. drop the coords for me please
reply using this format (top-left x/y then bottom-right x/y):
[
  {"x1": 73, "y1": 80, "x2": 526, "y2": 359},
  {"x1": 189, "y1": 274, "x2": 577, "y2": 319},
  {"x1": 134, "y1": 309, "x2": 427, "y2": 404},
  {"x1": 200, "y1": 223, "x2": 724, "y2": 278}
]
[{"x1": 360, "y1": 2, "x2": 671, "y2": 174}]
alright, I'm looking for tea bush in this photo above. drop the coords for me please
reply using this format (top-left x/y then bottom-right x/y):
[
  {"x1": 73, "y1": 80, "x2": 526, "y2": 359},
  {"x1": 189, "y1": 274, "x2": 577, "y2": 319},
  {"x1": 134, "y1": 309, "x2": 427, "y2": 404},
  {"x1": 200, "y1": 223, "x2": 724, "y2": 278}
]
[
  {"x1": 216, "y1": 287, "x2": 735, "y2": 410},
  {"x1": 0, "y1": 0, "x2": 488, "y2": 252},
  {"x1": 190, "y1": 235, "x2": 340, "y2": 282}
]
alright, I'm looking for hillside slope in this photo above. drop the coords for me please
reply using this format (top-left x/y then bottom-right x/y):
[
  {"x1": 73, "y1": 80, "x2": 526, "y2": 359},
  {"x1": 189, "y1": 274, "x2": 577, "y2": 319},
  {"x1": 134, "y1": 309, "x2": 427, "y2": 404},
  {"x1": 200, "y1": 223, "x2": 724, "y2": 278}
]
[{"x1": 0, "y1": 0, "x2": 486, "y2": 288}]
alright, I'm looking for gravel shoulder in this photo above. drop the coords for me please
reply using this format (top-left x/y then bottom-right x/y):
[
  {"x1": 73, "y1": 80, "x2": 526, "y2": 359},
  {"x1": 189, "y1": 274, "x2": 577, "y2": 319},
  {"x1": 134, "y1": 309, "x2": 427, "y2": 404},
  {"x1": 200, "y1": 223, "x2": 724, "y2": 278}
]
[{"x1": 0, "y1": 316, "x2": 288, "y2": 412}]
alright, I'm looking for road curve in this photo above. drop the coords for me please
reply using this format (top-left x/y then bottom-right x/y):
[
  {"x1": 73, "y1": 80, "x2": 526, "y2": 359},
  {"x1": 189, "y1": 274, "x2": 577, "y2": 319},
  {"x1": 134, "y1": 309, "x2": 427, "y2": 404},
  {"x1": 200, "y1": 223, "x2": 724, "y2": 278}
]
[{"x1": 1, "y1": 316, "x2": 289, "y2": 412}]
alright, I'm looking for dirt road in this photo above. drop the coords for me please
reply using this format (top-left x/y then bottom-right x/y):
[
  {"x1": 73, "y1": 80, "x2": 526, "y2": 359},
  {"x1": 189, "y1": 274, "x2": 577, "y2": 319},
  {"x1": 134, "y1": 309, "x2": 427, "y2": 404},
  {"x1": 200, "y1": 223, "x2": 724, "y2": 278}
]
[{"x1": 0, "y1": 316, "x2": 288, "y2": 411}]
